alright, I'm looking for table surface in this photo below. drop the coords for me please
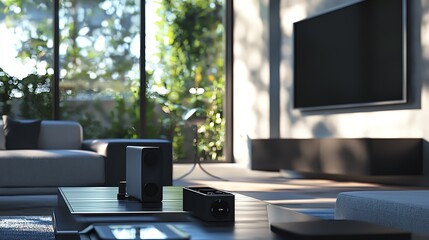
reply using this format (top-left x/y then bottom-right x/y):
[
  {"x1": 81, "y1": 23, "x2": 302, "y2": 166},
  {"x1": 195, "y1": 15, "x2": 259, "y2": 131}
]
[
  {"x1": 54, "y1": 186, "x2": 282, "y2": 240},
  {"x1": 59, "y1": 187, "x2": 184, "y2": 214}
]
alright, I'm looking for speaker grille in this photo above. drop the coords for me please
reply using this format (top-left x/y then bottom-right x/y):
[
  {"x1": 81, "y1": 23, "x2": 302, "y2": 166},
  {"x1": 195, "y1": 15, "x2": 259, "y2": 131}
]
[{"x1": 144, "y1": 182, "x2": 159, "y2": 197}]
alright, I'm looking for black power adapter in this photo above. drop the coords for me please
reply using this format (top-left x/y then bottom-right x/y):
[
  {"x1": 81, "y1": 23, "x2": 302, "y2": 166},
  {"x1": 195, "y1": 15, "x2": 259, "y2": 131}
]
[{"x1": 183, "y1": 187, "x2": 234, "y2": 222}]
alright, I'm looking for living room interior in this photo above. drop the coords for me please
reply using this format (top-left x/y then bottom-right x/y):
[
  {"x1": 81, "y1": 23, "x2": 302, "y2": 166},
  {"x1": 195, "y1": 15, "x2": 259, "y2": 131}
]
[{"x1": 1, "y1": 0, "x2": 429, "y2": 239}]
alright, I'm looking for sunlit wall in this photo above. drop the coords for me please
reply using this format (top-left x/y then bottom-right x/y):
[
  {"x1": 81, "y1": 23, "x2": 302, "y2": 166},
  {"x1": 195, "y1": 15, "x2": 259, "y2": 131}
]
[
  {"x1": 233, "y1": 0, "x2": 270, "y2": 165},
  {"x1": 234, "y1": 0, "x2": 429, "y2": 181}
]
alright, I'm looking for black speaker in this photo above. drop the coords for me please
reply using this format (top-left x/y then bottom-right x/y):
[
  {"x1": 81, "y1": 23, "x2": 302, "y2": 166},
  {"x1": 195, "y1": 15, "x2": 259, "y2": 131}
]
[{"x1": 126, "y1": 146, "x2": 163, "y2": 203}]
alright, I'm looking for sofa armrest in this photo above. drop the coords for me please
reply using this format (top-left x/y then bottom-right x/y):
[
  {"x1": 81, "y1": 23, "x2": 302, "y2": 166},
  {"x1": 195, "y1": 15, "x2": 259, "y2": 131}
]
[{"x1": 83, "y1": 138, "x2": 173, "y2": 187}]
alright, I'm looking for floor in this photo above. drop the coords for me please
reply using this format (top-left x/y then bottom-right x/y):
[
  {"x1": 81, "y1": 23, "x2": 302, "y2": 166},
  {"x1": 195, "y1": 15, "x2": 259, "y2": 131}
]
[
  {"x1": 172, "y1": 163, "x2": 422, "y2": 219},
  {"x1": 0, "y1": 163, "x2": 425, "y2": 218}
]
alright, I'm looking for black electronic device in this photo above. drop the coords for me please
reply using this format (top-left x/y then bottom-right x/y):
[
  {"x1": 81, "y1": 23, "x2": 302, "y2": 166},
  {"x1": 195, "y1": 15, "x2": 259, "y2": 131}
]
[
  {"x1": 126, "y1": 146, "x2": 163, "y2": 203},
  {"x1": 293, "y1": 0, "x2": 407, "y2": 110},
  {"x1": 117, "y1": 181, "x2": 127, "y2": 200},
  {"x1": 93, "y1": 223, "x2": 190, "y2": 240},
  {"x1": 183, "y1": 187, "x2": 234, "y2": 222}
]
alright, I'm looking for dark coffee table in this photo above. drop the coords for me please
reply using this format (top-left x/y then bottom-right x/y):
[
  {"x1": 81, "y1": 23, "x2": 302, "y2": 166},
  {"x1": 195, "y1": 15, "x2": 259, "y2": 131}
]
[
  {"x1": 54, "y1": 187, "x2": 413, "y2": 240},
  {"x1": 53, "y1": 186, "x2": 279, "y2": 240}
]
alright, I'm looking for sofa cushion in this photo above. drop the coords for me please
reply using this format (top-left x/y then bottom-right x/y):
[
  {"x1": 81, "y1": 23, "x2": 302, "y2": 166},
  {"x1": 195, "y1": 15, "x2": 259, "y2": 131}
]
[
  {"x1": 0, "y1": 119, "x2": 83, "y2": 150},
  {"x1": 2, "y1": 116, "x2": 41, "y2": 150},
  {"x1": 335, "y1": 190, "x2": 429, "y2": 234},
  {"x1": 0, "y1": 149, "x2": 105, "y2": 187},
  {"x1": 38, "y1": 120, "x2": 83, "y2": 149}
]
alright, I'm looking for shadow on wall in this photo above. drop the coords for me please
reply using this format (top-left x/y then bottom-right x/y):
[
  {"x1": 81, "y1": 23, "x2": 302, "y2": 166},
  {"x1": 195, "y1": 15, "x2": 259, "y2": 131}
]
[
  {"x1": 421, "y1": 0, "x2": 429, "y2": 94},
  {"x1": 281, "y1": 0, "x2": 423, "y2": 136}
]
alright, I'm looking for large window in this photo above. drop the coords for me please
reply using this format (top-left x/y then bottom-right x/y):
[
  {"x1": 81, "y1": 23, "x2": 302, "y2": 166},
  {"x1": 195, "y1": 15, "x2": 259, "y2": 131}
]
[
  {"x1": 146, "y1": 0, "x2": 226, "y2": 162},
  {"x1": 0, "y1": 0, "x2": 229, "y2": 162},
  {"x1": 59, "y1": 0, "x2": 141, "y2": 139},
  {"x1": 0, "y1": 1, "x2": 53, "y2": 119}
]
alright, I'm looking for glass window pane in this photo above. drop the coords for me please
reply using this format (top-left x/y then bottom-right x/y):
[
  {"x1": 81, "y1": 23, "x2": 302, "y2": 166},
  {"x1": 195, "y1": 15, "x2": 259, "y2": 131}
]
[
  {"x1": 146, "y1": 0, "x2": 226, "y2": 162},
  {"x1": 0, "y1": 1, "x2": 53, "y2": 119},
  {"x1": 59, "y1": 0, "x2": 140, "y2": 139}
]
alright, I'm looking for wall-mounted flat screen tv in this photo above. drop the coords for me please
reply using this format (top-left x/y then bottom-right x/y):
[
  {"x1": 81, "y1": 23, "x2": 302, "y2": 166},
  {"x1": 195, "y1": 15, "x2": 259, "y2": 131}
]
[{"x1": 293, "y1": 0, "x2": 407, "y2": 110}]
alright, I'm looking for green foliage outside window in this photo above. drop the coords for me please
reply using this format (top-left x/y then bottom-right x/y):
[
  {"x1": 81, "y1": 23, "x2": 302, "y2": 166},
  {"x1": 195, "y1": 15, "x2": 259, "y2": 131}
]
[
  {"x1": 0, "y1": 68, "x2": 52, "y2": 120},
  {"x1": 149, "y1": 0, "x2": 226, "y2": 161}
]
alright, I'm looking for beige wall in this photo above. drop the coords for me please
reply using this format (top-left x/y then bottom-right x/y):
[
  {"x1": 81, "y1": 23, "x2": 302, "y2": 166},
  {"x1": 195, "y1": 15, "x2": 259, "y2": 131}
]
[
  {"x1": 234, "y1": 0, "x2": 429, "y2": 181},
  {"x1": 233, "y1": 0, "x2": 270, "y2": 165}
]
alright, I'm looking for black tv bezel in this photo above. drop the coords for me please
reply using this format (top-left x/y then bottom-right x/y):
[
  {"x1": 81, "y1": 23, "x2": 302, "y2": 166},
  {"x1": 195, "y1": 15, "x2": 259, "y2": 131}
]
[{"x1": 292, "y1": 0, "x2": 407, "y2": 111}]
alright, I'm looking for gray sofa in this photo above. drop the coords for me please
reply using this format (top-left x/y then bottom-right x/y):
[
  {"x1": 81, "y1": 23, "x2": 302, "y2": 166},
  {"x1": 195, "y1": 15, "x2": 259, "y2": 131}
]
[
  {"x1": 0, "y1": 120, "x2": 172, "y2": 196},
  {"x1": 0, "y1": 120, "x2": 105, "y2": 196}
]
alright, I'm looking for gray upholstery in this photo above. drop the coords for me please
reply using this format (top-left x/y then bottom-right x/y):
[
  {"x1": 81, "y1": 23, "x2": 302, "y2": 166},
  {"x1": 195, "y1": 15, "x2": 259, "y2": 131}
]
[
  {"x1": 335, "y1": 190, "x2": 429, "y2": 234},
  {"x1": 38, "y1": 120, "x2": 83, "y2": 149},
  {"x1": 1, "y1": 120, "x2": 83, "y2": 150},
  {"x1": 0, "y1": 150, "x2": 104, "y2": 187},
  {"x1": 0, "y1": 120, "x2": 105, "y2": 194}
]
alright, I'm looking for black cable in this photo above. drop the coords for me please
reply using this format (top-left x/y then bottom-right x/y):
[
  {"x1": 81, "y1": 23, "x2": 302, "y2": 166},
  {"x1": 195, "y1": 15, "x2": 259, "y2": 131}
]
[
  {"x1": 197, "y1": 161, "x2": 228, "y2": 181},
  {"x1": 174, "y1": 157, "x2": 197, "y2": 181},
  {"x1": 174, "y1": 125, "x2": 228, "y2": 181}
]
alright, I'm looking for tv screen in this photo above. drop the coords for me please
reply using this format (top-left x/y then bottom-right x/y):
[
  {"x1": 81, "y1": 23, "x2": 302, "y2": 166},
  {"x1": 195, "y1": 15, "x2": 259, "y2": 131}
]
[{"x1": 293, "y1": 0, "x2": 406, "y2": 110}]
